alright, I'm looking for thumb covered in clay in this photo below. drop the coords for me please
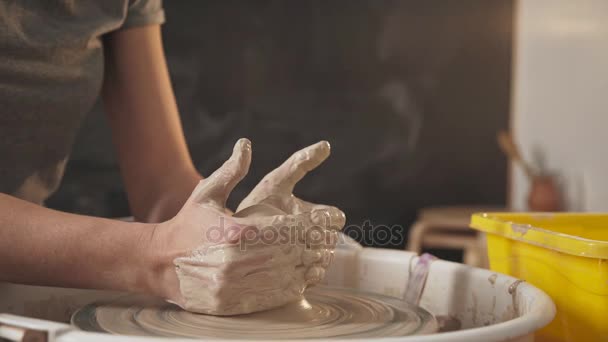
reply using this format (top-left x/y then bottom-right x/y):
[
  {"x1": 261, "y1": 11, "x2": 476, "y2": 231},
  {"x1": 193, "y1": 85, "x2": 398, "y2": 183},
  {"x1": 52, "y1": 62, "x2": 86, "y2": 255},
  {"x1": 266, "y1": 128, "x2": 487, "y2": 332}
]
[{"x1": 187, "y1": 138, "x2": 252, "y2": 210}]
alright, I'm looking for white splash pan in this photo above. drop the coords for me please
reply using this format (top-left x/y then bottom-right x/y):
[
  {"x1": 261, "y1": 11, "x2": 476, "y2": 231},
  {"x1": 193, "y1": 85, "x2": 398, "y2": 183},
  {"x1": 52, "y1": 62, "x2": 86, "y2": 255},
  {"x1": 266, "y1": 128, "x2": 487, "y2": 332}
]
[{"x1": 0, "y1": 244, "x2": 554, "y2": 342}]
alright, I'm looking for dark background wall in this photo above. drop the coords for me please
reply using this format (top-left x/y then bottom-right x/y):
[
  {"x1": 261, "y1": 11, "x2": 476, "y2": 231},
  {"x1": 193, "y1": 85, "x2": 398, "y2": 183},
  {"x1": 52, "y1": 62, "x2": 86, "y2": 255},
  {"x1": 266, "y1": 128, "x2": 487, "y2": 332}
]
[{"x1": 48, "y1": 0, "x2": 513, "y2": 249}]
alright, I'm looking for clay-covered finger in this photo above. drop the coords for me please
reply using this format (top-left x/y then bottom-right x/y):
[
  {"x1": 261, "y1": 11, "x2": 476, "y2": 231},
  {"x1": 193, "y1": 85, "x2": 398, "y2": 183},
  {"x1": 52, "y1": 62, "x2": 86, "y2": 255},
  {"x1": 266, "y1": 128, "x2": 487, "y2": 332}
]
[
  {"x1": 271, "y1": 141, "x2": 331, "y2": 194},
  {"x1": 240, "y1": 212, "x2": 315, "y2": 247},
  {"x1": 236, "y1": 141, "x2": 330, "y2": 211},
  {"x1": 236, "y1": 208, "x2": 342, "y2": 252},
  {"x1": 262, "y1": 196, "x2": 346, "y2": 236},
  {"x1": 240, "y1": 141, "x2": 330, "y2": 209},
  {"x1": 189, "y1": 138, "x2": 252, "y2": 207},
  {"x1": 280, "y1": 197, "x2": 346, "y2": 231},
  {"x1": 305, "y1": 266, "x2": 326, "y2": 285},
  {"x1": 255, "y1": 194, "x2": 304, "y2": 214},
  {"x1": 319, "y1": 247, "x2": 334, "y2": 268},
  {"x1": 311, "y1": 206, "x2": 346, "y2": 231},
  {"x1": 264, "y1": 196, "x2": 316, "y2": 215},
  {"x1": 302, "y1": 249, "x2": 323, "y2": 265},
  {"x1": 305, "y1": 208, "x2": 345, "y2": 249}
]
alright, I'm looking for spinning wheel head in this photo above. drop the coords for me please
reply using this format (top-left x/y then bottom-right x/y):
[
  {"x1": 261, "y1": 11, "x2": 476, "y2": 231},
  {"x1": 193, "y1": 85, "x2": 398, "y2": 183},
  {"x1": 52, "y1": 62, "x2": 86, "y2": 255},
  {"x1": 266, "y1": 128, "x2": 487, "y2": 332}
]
[{"x1": 72, "y1": 286, "x2": 437, "y2": 340}]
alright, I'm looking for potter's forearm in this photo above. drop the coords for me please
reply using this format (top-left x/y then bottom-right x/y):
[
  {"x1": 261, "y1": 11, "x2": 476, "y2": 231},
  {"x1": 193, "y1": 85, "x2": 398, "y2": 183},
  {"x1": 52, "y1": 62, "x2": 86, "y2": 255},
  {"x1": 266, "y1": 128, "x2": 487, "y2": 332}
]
[
  {"x1": 102, "y1": 25, "x2": 199, "y2": 223},
  {"x1": 0, "y1": 193, "x2": 154, "y2": 293}
]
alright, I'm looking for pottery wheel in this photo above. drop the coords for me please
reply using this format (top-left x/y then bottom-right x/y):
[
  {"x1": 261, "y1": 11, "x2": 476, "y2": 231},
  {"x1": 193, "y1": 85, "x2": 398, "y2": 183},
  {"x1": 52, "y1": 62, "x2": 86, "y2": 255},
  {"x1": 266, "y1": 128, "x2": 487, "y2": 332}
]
[{"x1": 72, "y1": 286, "x2": 437, "y2": 339}]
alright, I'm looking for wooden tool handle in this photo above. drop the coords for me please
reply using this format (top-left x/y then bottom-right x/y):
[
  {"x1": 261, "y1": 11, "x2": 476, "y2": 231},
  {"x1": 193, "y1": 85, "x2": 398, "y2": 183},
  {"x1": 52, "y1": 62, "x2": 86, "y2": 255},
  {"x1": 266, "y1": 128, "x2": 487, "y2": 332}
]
[{"x1": 497, "y1": 131, "x2": 535, "y2": 179}]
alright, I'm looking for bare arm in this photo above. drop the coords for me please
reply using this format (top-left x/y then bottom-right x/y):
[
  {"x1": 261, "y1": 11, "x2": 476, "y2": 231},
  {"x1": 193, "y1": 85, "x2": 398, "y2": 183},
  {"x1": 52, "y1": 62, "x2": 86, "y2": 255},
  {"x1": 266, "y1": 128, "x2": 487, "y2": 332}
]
[
  {"x1": 102, "y1": 25, "x2": 201, "y2": 223},
  {"x1": 0, "y1": 25, "x2": 196, "y2": 296},
  {"x1": 0, "y1": 193, "x2": 154, "y2": 293}
]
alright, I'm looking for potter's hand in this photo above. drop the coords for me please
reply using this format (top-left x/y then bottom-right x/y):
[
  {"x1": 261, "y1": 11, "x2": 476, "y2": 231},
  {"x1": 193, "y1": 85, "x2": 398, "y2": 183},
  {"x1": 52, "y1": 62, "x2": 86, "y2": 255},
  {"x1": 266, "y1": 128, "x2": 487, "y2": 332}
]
[
  {"x1": 236, "y1": 141, "x2": 347, "y2": 294},
  {"x1": 149, "y1": 139, "x2": 340, "y2": 315},
  {"x1": 237, "y1": 141, "x2": 346, "y2": 229}
]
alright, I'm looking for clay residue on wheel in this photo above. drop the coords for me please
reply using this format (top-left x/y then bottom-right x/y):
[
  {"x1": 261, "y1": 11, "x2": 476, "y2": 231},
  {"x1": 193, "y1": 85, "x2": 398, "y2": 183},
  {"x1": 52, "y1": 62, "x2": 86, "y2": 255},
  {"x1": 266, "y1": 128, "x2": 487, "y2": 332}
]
[{"x1": 73, "y1": 287, "x2": 438, "y2": 339}]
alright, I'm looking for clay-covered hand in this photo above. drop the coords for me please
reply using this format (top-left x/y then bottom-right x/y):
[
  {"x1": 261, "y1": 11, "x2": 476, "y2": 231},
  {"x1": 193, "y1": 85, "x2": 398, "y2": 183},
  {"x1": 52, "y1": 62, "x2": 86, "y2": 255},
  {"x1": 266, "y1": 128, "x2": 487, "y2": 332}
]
[
  {"x1": 148, "y1": 139, "x2": 341, "y2": 315},
  {"x1": 236, "y1": 140, "x2": 347, "y2": 284}
]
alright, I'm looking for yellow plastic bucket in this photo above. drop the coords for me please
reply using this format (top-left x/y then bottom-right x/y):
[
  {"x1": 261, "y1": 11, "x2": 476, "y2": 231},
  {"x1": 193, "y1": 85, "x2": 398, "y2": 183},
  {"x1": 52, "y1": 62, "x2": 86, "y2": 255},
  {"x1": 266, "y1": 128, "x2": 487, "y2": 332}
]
[{"x1": 470, "y1": 213, "x2": 608, "y2": 342}]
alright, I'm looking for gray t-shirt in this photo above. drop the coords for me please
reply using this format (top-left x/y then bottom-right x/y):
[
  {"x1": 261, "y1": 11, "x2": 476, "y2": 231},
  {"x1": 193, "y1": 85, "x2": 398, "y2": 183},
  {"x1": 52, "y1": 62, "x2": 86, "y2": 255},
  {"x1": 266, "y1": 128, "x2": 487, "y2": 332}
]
[{"x1": 0, "y1": 0, "x2": 164, "y2": 204}]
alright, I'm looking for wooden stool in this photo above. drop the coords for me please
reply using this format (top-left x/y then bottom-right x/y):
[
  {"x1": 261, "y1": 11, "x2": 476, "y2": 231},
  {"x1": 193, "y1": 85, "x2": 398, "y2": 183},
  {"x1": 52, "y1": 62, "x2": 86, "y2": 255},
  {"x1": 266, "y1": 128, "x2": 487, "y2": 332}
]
[{"x1": 406, "y1": 206, "x2": 504, "y2": 267}]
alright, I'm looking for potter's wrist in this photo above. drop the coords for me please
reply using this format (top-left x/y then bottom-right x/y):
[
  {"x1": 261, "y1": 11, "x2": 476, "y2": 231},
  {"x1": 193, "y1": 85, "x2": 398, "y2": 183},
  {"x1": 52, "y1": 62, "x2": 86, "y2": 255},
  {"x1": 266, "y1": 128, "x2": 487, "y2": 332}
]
[
  {"x1": 137, "y1": 221, "x2": 183, "y2": 301},
  {"x1": 115, "y1": 221, "x2": 160, "y2": 295},
  {"x1": 85, "y1": 220, "x2": 159, "y2": 295}
]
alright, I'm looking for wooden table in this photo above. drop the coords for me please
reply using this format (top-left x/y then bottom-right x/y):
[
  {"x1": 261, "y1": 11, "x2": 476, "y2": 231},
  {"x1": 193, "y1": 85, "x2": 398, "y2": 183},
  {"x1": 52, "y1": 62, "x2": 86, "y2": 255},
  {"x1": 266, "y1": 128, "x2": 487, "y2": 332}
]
[{"x1": 406, "y1": 206, "x2": 505, "y2": 267}]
